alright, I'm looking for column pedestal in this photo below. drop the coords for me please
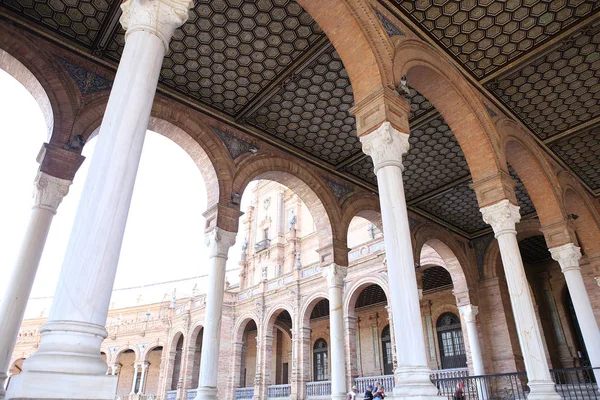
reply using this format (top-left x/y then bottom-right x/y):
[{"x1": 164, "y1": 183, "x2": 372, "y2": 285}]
[
  {"x1": 480, "y1": 200, "x2": 560, "y2": 400},
  {"x1": 0, "y1": 172, "x2": 70, "y2": 399},
  {"x1": 550, "y1": 243, "x2": 600, "y2": 385},
  {"x1": 6, "y1": 1, "x2": 193, "y2": 398},
  {"x1": 360, "y1": 122, "x2": 443, "y2": 400},
  {"x1": 194, "y1": 228, "x2": 236, "y2": 400}
]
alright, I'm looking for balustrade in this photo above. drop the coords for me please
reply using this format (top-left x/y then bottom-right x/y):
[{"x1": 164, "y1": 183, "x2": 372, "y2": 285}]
[
  {"x1": 266, "y1": 383, "x2": 291, "y2": 398},
  {"x1": 235, "y1": 387, "x2": 254, "y2": 399},
  {"x1": 306, "y1": 381, "x2": 331, "y2": 397},
  {"x1": 353, "y1": 375, "x2": 395, "y2": 395},
  {"x1": 165, "y1": 390, "x2": 177, "y2": 400}
]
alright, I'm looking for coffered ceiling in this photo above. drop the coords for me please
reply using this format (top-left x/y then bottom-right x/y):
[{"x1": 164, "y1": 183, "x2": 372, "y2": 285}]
[{"x1": 1, "y1": 0, "x2": 598, "y2": 239}]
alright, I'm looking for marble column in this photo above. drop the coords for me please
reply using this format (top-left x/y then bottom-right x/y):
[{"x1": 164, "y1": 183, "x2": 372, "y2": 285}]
[
  {"x1": 194, "y1": 228, "x2": 236, "y2": 400},
  {"x1": 130, "y1": 364, "x2": 140, "y2": 395},
  {"x1": 550, "y1": 243, "x2": 600, "y2": 385},
  {"x1": 0, "y1": 172, "x2": 70, "y2": 399},
  {"x1": 6, "y1": 1, "x2": 193, "y2": 399},
  {"x1": 480, "y1": 200, "x2": 560, "y2": 399},
  {"x1": 360, "y1": 122, "x2": 443, "y2": 399},
  {"x1": 457, "y1": 305, "x2": 484, "y2": 376},
  {"x1": 138, "y1": 362, "x2": 149, "y2": 394},
  {"x1": 322, "y1": 265, "x2": 347, "y2": 400}
]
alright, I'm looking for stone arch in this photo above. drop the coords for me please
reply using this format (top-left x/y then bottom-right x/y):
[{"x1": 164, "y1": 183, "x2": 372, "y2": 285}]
[
  {"x1": 113, "y1": 345, "x2": 141, "y2": 364},
  {"x1": 265, "y1": 304, "x2": 295, "y2": 329},
  {"x1": 300, "y1": 292, "x2": 330, "y2": 328},
  {"x1": 393, "y1": 39, "x2": 505, "y2": 187},
  {"x1": 498, "y1": 119, "x2": 567, "y2": 227},
  {"x1": 141, "y1": 343, "x2": 164, "y2": 363},
  {"x1": 296, "y1": 0, "x2": 394, "y2": 104},
  {"x1": 558, "y1": 171, "x2": 600, "y2": 259},
  {"x1": 72, "y1": 98, "x2": 230, "y2": 208},
  {"x1": 0, "y1": 27, "x2": 80, "y2": 147},
  {"x1": 233, "y1": 315, "x2": 261, "y2": 343},
  {"x1": 344, "y1": 276, "x2": 390, "y2": 318},
  {"x1": 231, "y1": 154, "x2": 341, "y2": 248},
  {"x1": 340, "y1": 193, "x2": 383, "y2": 241},
  {"x1": 166, "y1": 331, "x2": 186, "y2": 392},
  {"x1": 187, "y1": 322, "x2": 204, "y2": 344}
]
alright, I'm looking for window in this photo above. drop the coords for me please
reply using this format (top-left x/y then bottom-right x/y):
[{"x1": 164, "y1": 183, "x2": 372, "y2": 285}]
[
  {"x1": 436, "y1": 312, "x2": 467, "y2": 369},
  {"x1": 313, "y1": 339, "x2": 329, "y2": 381},
  {"x1": 263, "y1": 228, "x2": 269, "y2": 240},
  {"x1": 381, "y1": 325, "x2": 393, "y2": 375}
]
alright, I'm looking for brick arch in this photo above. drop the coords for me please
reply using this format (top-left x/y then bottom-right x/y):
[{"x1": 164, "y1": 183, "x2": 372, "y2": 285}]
[
  {"x1": 344, "y1": 276, "x2": 390, "y2": 319},
  {"x1": 498, "y1": 119, "x2": 567, "y2": 226},
  {"x1": 264, "y1": 305, "x2": 295, "y2": 335},
  {"x1": 233, "y1": 316, "x2": 261, "y2": 343},
  {"x1": 113, "y1": 345, "x2": 141, "y2": 364},
  {"x1": 72, "y1": 97, "x2": 230, "y2": 208},
  {"x1": 0, "y1": 27, "x2": 80, "y2": 147},
  {"x1": 300, "y1": 292, "x2": 329, "y2": 328},
  {"x1": 297, "y1": 0, "x2": 394, "y2": 104},
  {"x1": 558, "y1": 173, "x2": 600, "y2": 259},
  {"x1": 340, "y1": 193, "x2": 383, "y2": 242},
  {"x1": 413, "y1": 225, "x2": 478, "y2": 303},
  {"x1": 393, "y1": 39, "x2": 505, "y2": 188},
  {"x1": 231, "y1": 155, "x2": 341, "y2": 248},
  {"x1": 141, "y1": 343, "x2": 164, "y2": 363},
  {"x1": 187, "y1": 323, "x2": 204, "y2": 346}
]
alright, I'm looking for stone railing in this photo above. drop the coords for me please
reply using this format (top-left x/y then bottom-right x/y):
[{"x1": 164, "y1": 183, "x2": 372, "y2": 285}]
[
  {"x1": 185, "y1": 389, "x2": 197, "y2": 400},
  {"x1": 235, "y1": 387, "x2": 255, "y2": 399},
  {"x1": 306, "y1": 380, "x2": 331, "y2": 397},
  {"x1": 165, "y1": 390, "x2": 176, "y2": 400},
  {"x1": 353, "y1": 375, "x2": 394, "y2": 394},
  {"x1": 266, "y1": 383, "x2": 291, "y2": 398},
  {"x1": 431, "y1": 367, "x2": 469, "y2": 380}
]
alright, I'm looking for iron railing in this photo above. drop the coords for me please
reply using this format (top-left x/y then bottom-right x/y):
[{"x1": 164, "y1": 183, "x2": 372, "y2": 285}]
[
  {"x1": 254, "y1": 239, "x2": 271, "y2": 252},
  {"x1": 235, "y1": 387, "x2": 255, "y2": 399},
  {"x1": 306, "y1": 380, "x2": 331, "y2": 397},
  {"x1": 267, "y1": 383, "x2": 291, "y2": 398},
  {"x1": 431, "y1": 367, "x2": 599, "y2": 399}
]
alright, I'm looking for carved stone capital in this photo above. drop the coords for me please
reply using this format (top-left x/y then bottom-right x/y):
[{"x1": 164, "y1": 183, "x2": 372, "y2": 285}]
[
  {"x1": 204, "y1": 228, "x2": 236, "y2": 259},
  {"x1": 321, "y1": 264, "x2": 347, "y2": 288},
  {"x1": 120, "y1": 0, "x2": 194, "y2": 51},
  {"x1": 550, "y1": 243, "x2": 582, "y2": 273},
  {"x1": 33, "y1": 171, "x2": 72, "y2": 213},
  {"x1": 480, "y1": 199, "x2": 521, "y2": 237},
  {"x1": 458, "y1": 304, "x2": 479, "y2": 323},
  {"x1": 360, "y1": 122, "x2": 409, "y2": 174}
]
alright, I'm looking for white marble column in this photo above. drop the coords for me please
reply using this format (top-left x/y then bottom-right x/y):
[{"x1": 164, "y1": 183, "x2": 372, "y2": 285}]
[
  {"x1": 457, "y1": 305, "x2": 484, "y2": 375},
  {"x1": 130, "y1": 364, "x2": 140, "y2": 395},
  {"x1": 194, "y1": 228, "x2": 236, "y2": 400},
  {"x1": 550, "y1": 243, "x2": 600, "y2": 385},
  {"x1": 360, "y1": 122, "x2": 443, "y2": 399},
  {"x1": 137, "y1": 362, "x2": 149, "y2": 394},
  {"x1": 480, "y1": 200, "x2": 560, "y2": 399},
  {"x1": 0, "y1": 172, "x2": 70, "y2": 399},
  {"x1": 6, "y1": 2, "x2": 193, "y2": 399},
  {"x1": 322, "y1": 264, "x2": 347, "y2": 400}
]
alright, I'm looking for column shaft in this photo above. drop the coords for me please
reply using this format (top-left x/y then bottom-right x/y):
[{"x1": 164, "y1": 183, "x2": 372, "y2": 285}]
[
  {"x1": 481, "y1": 200, "x2": 560, "y2": 400},
  {"x1": 194, "y1": 229, "x2": 236, "y2": 400},
  {"x1": 138, "y1": 364, "x2": 149, "y2": 394},
  {"x1": 323, "y1": 265, "x2": 347, "y2": 400},
  {"x1": 361, "y1": 123, "x2": 442, "y2": 399},
  {"x1": 0, "y1": 173, "x2": 70, "y2": 398},
  {"x1": 131, "y1": 364, "x2": 140, "y2": 395},
  {"x1": 458, "y1": 305, "x2": 484, "y2": 376},
  {"x1": 550, "y1": 243, "x2": 600, "y2": 384}
]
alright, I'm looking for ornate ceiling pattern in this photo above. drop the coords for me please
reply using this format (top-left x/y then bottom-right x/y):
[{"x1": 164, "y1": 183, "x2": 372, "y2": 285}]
[
  {"x1": 5, "y1": 0, "x2": 600, "y2": 238},
  {"x1": 518, "y1": 235, "x2": 552, "y2": 264},
  {"x1": 422, "y1": 265, "x2": 453, "y2": 292},
  {"x1": 355, "y1": 284, "x2": 388, "y2": 308}
]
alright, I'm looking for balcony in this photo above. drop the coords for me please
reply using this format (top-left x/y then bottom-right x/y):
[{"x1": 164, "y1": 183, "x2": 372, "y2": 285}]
[{"x1": 254, "y1": 239, "x2": 271, "y2": 252}]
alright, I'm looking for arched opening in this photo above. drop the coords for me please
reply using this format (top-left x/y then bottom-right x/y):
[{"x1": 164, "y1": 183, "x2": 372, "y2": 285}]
[
  {"x1": 313, "y1": 339, "x2": 329, "y2": 382},
  {"x1": 269, "y1": 310, "x2": 293, "y2": 386},
  {"x1": 347, "y1": 216, "x2": 384, "y2": 263},
  {"x1": 170, "y1": 335, "x2": 185, "y2": 391},
  {"x1": 436, "y1": 312, "x2": 467, "y2": 370},
  {"x1": 115, "y1": 349, "x2": 136, "y2": 396},
  {"x1": 239, "y1": 319, "x2": 258, "y2": 388},
  {"x1": 143, "y1": 346, "x2": 163, "y2": 396},
  {"x1": 190, "y1": 328, "x2": 204, "y2": 389},
  {"x1": 381, "y1": 325, "x2": 392, "y2": 376}
]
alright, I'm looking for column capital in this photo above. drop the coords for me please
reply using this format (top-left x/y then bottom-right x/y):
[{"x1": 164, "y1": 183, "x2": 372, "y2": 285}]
[
  {"x1": 33, "y1": 171, "x2": 72, "y2": 213},
  {"x1": 480, "y1": 199, "x2": 521, "y2": 237},
  {"x1": 321, "y1": 264, "x2": 347, "y2": 289},
  {"x1": 120, "y1": 0, "x2": 194, "y2": 51},
  {"x1": 458, "y1": 304, "x2": 479, "y2": 323},
  {"x1": 360, "y1": 122, "x2": 409, "y2": 174},
  {"x1": 550, "y1": 243, "x2": 582, "y2": 273},
  {"x1": 204, "y1": 227, "x2": 236, "y2": 258}
]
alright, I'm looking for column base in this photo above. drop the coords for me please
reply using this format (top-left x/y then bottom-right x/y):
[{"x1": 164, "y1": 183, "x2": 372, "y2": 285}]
[
  {"x1": 5, "y1": 370, "x2": 117, "y2": 399},
  {"x1": 526, "y1": 380, "x2": 561, "y2": 400},
  {"x1": 332, "y1": 393, "x2": 346, "y2": 400},
  {"x1": 193, "y1": 386, "x2": 217, "y2": 400},
  {"x1": 392, "y1": 366, "x2": 444, "y2": 399}
]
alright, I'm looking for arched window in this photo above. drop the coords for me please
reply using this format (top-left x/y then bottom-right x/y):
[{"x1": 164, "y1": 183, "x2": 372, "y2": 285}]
[
  {"x1": 436, "y1": 312, "x2": 467, "y2": 370},
  {"x1": 171, "y1": 335, "x2": 184, "y2": 390},
  {"x1": 313, "y1": 339, "x2": 329, "y2": 381},
  {"x1": 381, "y1": 325, "x2": 393, "y2": 375}
]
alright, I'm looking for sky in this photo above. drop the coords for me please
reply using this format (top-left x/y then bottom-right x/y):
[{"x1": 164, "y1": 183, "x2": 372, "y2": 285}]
[{"x1": 0, "y1": 69, "x2": 248, "y2": 317}]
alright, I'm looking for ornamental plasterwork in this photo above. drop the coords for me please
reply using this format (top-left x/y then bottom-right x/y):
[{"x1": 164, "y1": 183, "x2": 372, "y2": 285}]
[
  {"x1": 360, "y1": 122, "x2": 410, "y2": 173},
  {"x1": 55, "y1": 56, "x2": 112, "y2": 96},
  {"x1": 550, "y1": 243, "x2": 582, "y2": 272},
  {"x1": 33, "y1": 172, "x2": 72, "y2": 213},
  {"x1": 480, "y1": 199, "x2": 521, "y2": 236},
  {"x1": 322, "y1": 176, "x2": 354, "y2": 200},
  {"x1": 211, "y1": 126, "x2": 259, "y2": 160}
]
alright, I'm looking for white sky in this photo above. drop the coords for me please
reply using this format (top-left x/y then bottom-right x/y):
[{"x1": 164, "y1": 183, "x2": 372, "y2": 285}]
[{"x1": 0, "y1": 69, "x2": 248, "y2": 316}]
